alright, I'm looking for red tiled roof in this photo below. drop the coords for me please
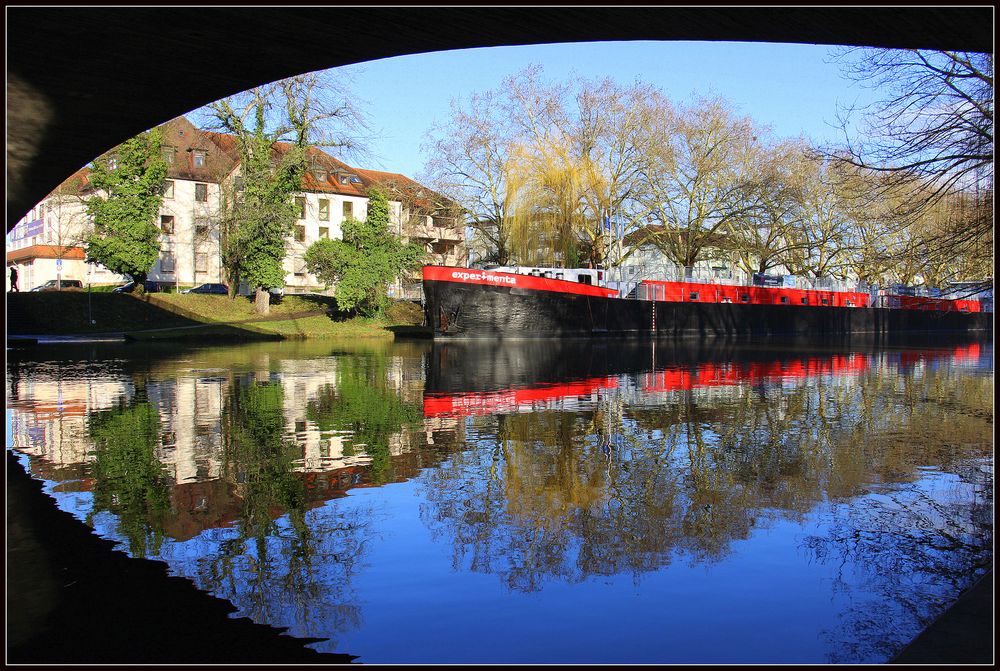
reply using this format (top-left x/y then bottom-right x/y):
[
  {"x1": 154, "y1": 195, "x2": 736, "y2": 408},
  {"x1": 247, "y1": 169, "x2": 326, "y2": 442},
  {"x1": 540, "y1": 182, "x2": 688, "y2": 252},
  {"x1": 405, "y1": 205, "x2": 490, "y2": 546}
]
[
  {"x1": 356, "y1": 168, "x2": 455, "y2": 211},
  {"x1": 45, "y1": 167, "x2": 93, "y2": 198},
  {"x1": 7, "y1": 245, "x2": 87, "y2": 263},
  {"x1": 270, "y1": 143, "x2": 370, "y2": 197},
  {"x1": 43, "y1": 116, "x2": 436, "y2": 204}
]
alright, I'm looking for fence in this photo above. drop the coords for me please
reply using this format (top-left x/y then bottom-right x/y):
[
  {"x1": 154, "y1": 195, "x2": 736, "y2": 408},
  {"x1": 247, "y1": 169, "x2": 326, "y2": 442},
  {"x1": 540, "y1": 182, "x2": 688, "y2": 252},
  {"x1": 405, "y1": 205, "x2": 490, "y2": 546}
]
[{"x1": 610, "y1": 265, "x2": 873, "y2": 299}]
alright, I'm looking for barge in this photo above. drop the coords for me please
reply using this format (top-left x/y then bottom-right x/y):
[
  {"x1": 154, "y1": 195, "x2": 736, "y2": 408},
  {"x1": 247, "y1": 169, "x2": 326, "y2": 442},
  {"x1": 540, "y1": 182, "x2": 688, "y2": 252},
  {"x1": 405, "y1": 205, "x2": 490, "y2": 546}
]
[{"x1": 422, "y1": 265, "x2": 992, "y2": 340}]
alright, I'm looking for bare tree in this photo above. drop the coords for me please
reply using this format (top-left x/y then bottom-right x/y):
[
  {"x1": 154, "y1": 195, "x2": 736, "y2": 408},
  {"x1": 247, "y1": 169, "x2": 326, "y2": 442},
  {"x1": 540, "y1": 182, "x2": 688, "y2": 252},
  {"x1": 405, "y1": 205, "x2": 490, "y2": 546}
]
[
  {"x1": 829, "y1": 48, "x2": 993, "y2": 279},
  {"x1": 637, "y1": 97, "x2": 763, "y2": 272},
  {"x1": 423, "y1": 89, "x2": 525, "y2": 266},
  {"x1": 573, "y1": 78, "x2": 659, "y2": 268},
  {"x1": 726, "y1": 140, "x2": 811, "y2": 276}
]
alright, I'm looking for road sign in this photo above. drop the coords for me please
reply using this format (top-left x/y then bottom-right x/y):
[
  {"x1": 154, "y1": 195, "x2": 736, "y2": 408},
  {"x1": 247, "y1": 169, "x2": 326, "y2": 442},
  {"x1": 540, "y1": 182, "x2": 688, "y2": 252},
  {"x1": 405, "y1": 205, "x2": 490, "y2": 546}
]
[{"x1": 56, "y1": 258, "x2": 62, "y2": 268}]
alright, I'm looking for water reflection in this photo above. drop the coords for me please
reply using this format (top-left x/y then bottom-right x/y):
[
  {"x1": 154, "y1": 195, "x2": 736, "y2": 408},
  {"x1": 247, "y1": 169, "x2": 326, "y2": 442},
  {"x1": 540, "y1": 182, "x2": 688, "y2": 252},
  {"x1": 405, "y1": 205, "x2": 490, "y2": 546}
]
[{"x1": 6, "y1": 337, "x2": 992, "y2": 663}]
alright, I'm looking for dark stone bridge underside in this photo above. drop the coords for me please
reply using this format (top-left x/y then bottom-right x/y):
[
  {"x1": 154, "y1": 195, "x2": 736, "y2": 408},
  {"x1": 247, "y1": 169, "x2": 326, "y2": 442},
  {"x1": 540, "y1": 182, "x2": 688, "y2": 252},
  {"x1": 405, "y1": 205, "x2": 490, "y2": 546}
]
[{"x1": 6, "y1": 6, "x2": 993, "y2": 230}]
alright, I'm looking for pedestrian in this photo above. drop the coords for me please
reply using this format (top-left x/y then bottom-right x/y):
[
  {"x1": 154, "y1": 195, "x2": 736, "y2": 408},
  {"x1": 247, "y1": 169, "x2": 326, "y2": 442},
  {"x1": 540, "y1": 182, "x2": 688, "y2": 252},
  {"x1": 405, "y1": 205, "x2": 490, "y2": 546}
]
[{"x1": 9, "y1": 265, "x2": 18, "y2": 292}]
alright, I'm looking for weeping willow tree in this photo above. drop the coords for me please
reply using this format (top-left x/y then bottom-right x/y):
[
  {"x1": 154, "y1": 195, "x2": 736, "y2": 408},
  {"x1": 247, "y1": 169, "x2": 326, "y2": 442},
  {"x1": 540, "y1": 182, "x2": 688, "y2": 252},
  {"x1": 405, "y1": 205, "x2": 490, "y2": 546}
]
[
  {"x1": 424, "y1": 66, "x2": 653, "y2": 269},
  {"x1": 506, "y1": 139, "x2": 590, "y2": 267}
]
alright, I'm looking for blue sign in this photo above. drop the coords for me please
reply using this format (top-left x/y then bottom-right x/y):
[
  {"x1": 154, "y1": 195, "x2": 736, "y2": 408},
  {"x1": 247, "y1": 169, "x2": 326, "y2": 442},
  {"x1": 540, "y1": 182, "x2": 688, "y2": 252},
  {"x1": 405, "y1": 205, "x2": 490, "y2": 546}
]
[{"x1": 12, "y1": 219, "x2": 44, "y2": 240}]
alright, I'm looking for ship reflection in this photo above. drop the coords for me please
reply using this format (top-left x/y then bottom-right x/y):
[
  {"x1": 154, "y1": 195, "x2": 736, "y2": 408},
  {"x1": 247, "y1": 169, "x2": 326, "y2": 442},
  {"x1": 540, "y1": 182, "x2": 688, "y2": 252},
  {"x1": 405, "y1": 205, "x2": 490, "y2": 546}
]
[{"x1": 424, "y1": 338, "x2": 985, "y2": 418}]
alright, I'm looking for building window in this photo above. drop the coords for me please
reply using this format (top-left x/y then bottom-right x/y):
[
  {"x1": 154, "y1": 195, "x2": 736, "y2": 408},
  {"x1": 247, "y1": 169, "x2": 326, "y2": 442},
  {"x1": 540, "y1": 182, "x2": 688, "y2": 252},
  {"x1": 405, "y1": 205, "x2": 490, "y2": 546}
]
[
  {"x1": 318, "y1": 199, "x2": 329, "y2": 221},
  {"x1": 195, "y1": 253, "x2": 208, "y2": 273},
  {"x1": 160, "y1": 215, "x2": 175, "y2": 235},
  {"x1": 161, "y1": 146, "x2": 175, "y2": 165},
  {"x1": 195, "y1": 183, "x2": 208, "y2": 202},
  {"x1": 192, "y1": 150, "x2": 206, "y2": 168},
  {"x1": 295, "y1": 197, "x2": 306, "y2": 219},
  {"x1": 294, "y1": 260, "x2": 307, "y2": 277},
  {"x1": 318, "y1": 226, "x2": 330, "y2": 239},
  {"x1": 161, "y1": 180, "x2": 174, "y2": 199},
  {"x1": 194, "y1": 218, "x2": 209, "y2": 236},
  {"x1": 161, "y1": 252, "x2": 175, "y2": 273},
  {"x1": 294, "y1": 225, "x2": 306, "y2": 242},
  {"x1": 689, "y1": 292, "x2": 699, "y2": 301},
  {"x1": 313, "y1": 166, "x2": 327, "y2": 181},
  {"x1": 343, "y1": 201, "x2": 353, "y2": 219},
  {"x1": 339, "y1": 174, "x2": 349, "y2": 185}
]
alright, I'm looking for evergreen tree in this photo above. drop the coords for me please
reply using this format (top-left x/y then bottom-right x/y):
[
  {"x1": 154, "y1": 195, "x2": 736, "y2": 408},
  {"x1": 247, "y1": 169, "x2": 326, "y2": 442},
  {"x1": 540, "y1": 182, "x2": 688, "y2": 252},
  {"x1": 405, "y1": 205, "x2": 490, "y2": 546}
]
[
  {"x1": 304, "y1": 188, "x2": 425, "y2": 316},
  {"x1": 85, "y1": 129, "x2": 168, "y2": 290}
]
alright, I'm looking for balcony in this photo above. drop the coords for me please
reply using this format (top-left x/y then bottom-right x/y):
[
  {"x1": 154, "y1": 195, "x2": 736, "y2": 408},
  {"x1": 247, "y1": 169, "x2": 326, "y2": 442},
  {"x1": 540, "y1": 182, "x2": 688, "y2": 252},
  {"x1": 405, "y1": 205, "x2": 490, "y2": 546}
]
[{"x1": 405, "y1": 221, "x2": 464, "y2": 243}]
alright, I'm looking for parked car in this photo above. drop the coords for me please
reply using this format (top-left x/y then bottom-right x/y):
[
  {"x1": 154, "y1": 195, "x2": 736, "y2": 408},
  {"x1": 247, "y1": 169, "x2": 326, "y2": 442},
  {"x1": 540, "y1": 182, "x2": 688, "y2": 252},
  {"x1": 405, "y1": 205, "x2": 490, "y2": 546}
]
[
  {"x1": 112, "y1": 280, "x2": 159, "y2": 293},
  {"x1": 30, "y1": 279, "x2": 83, "y2": 291},
  {"x1": 182, "y1": 283, "x2": 228, "y2": 295}
]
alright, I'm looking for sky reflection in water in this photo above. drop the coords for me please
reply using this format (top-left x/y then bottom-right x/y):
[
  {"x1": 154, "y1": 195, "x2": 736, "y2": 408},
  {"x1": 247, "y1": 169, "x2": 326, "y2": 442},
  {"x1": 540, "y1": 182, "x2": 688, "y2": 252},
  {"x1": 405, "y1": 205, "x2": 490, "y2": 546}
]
[{"x1": 6, "y1": 338, "x2": 993, "y2": 664}]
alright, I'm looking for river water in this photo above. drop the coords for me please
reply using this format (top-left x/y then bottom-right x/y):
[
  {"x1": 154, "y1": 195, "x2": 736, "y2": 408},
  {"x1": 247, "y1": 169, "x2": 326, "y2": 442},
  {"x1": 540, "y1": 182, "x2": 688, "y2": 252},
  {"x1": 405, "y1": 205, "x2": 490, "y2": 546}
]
[{"x1": 5, "y1": 337, "x2": 993, "y2": 664}]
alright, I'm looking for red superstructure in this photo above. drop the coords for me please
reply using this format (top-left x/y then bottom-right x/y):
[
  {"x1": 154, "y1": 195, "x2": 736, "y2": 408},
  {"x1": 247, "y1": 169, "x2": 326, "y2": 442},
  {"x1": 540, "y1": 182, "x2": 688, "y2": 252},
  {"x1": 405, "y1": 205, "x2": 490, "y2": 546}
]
[
  {"x1": 639, "y1": 279, "x2": 872, "y2": 308},
  {"x1": 885, "y1": 294, "x2": 982, "y2": 313},
  {"x1": 424, "y1": 377, "x2": 620, "y2": 418},
  {"x1": 422, "y1": 266, "x2": 617, "y2": 299}
]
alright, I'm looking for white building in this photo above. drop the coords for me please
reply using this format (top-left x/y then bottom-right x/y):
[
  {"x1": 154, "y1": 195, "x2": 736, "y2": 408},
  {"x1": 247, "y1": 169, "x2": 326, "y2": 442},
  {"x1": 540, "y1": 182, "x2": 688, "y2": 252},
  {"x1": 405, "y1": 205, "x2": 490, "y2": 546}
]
[{"x1": 7, "y1": 116, "x2": 467, "y2": 294}]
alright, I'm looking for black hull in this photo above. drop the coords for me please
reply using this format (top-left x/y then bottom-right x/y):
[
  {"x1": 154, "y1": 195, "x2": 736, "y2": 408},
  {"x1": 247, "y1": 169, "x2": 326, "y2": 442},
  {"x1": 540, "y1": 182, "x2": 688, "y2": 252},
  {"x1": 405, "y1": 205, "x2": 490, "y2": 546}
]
[{"x1": 424, "y1": 280, "x2": 993, "y2": 340}]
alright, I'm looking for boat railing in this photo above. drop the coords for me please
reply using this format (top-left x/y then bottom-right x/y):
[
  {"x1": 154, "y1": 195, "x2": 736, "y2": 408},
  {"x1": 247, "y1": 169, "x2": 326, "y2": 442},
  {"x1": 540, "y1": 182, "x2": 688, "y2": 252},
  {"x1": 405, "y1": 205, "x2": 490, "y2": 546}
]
[{"x1": 610, "y1": 265, "x2": 872, "y2": 296}]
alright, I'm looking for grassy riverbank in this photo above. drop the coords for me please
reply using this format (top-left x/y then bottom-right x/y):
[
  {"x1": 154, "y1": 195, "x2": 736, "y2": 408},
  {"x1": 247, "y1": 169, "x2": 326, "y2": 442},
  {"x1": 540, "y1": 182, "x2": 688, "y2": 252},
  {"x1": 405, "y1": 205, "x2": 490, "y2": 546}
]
[{"x1": 6, "y1": 291, "x2": 428, "y2": 340}]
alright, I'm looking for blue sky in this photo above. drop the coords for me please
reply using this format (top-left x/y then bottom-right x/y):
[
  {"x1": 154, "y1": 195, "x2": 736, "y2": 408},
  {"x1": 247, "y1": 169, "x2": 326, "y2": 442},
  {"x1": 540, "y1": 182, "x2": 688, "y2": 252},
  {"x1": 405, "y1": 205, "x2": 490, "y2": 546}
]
[{"x1": 332, "y1": 40, "x2": 874, "y2": 181}]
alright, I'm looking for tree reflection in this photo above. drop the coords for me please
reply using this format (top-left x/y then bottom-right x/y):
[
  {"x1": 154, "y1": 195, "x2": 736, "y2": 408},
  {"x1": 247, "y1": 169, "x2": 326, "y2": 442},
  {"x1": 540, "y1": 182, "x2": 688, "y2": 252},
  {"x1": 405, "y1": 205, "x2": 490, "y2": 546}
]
[
  {"x1": 306, "y1": 354, "x2": 423, "y2": 483},
  {"x1": 802, "y1": 369, "x2": 994, "y2": 663},
  {"x1": 87, "y1": 392, "x2": 170, "y2": 559},
  {"x1": 193, "y1": 373, "x2": 373, "y2": 646},
  {"x1": 419, "y1": 358, "x2": 993, "y2": 611}
]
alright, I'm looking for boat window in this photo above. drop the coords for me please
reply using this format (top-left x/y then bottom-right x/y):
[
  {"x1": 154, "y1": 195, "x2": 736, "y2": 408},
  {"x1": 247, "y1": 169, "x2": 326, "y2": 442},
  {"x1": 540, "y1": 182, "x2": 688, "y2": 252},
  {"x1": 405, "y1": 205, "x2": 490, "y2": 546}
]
[
  {"x1": 721, "y1": 297, "x2": 732, "y2": 304},
  {"x1": 740, "y1": 294, "x2": 750, "y2": 302},
  {"x1": 801, "y1": 298, "x2": 809, "y2": 304},
  {"x1": 689, "y1": 292, "x2": 699, "y2": 300},
  {"x1": 578, "y1": 275, "x2": 592, "y2": 285},
  {"x1": 780, "y1": 296, "x2": 789, "y2": 304},
  {"x1": 845, "y1": 300, "x2": 853, "y2": 307},
  {"x1": 555, "y1": 273, "x2": 564, "y2": 280},
  {"x1": 543, "y1": 271, "x2": 553, "y2": 279},
  {"x1": 821, "y1": 298, "x2": 829, "y2": 305}
]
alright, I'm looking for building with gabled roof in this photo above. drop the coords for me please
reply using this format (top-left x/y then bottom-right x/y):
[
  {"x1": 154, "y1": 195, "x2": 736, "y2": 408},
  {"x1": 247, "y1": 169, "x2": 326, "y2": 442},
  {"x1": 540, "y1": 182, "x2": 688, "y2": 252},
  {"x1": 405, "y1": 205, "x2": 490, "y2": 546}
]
[{"x1": 7, "y1": 116, "x2": 466, "y2": 297}]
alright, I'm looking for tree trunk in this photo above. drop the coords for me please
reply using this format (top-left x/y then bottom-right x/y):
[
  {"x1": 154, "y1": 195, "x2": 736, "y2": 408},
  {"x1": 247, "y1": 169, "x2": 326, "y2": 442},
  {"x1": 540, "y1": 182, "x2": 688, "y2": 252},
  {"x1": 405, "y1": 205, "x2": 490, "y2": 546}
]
[{"x1": 254, "y1": 287, "x2": 270, "y2": 315}]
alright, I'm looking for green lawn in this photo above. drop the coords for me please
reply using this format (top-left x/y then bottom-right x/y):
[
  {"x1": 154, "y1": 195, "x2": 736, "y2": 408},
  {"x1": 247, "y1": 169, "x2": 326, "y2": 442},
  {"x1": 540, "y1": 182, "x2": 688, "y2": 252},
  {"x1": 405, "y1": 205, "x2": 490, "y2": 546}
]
[{"x1": 7, "y1": 291, "x2": 429, "y2": 340}]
